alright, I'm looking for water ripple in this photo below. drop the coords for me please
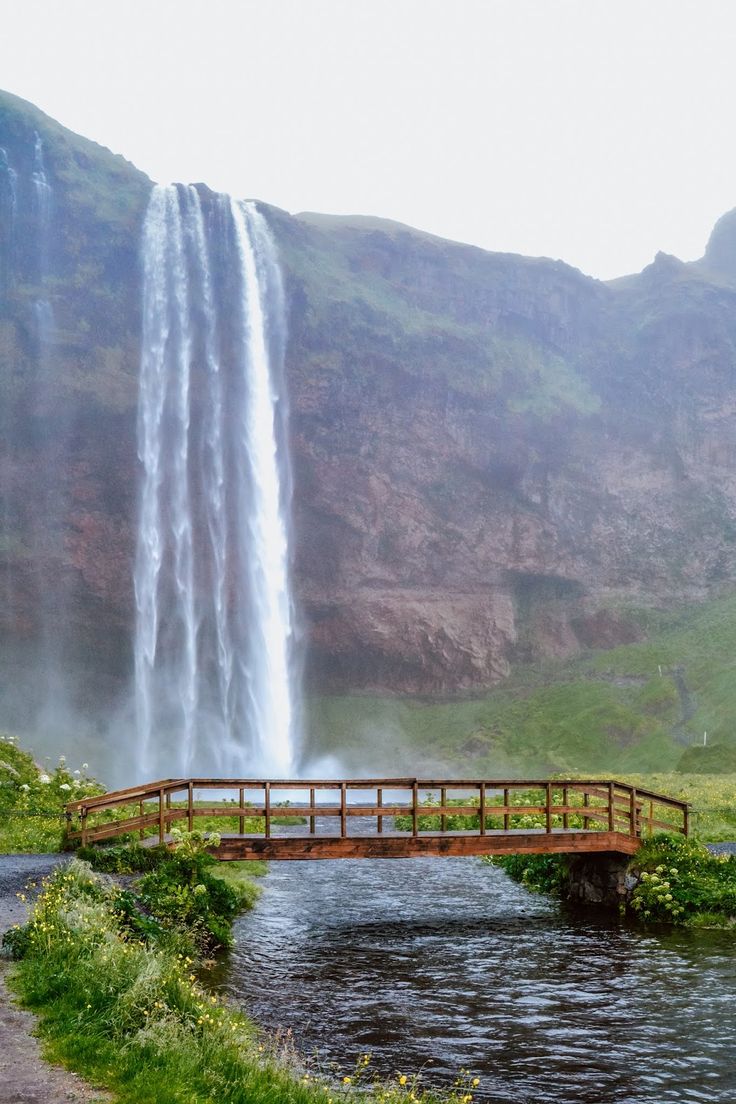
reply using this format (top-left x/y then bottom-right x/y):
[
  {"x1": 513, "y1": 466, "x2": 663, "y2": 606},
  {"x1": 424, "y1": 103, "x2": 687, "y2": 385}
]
[{"x1": 215, "y1": 856, "x2": 736, "y2": 1103}]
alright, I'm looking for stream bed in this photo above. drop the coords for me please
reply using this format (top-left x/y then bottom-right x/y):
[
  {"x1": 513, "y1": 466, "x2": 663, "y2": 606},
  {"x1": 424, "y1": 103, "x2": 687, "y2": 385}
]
[{"x1": 215, "y1": 856, "x2": 736, "y2": 1103}]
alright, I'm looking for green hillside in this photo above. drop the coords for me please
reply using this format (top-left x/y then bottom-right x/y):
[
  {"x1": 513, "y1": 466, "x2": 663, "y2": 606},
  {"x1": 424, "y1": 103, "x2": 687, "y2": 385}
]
[{"x1": 307, "y1": 590, "x2": 736, "y2": 776}]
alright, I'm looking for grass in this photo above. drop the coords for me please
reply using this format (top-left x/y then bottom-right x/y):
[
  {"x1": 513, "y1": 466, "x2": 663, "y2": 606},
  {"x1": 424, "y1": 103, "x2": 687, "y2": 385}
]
[{"x1": 4, "y1": 858, "x2": 481, "y2": 1104}]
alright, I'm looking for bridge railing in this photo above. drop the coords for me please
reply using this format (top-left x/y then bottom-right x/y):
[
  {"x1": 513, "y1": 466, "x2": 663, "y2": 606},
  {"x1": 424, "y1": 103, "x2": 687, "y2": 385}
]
[{"x1": 65, "y1": 777, "x2": 689, "y2": 848}]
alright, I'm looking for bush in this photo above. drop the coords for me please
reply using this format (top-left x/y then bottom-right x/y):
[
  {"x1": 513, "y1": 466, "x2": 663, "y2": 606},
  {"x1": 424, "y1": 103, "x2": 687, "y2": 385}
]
[
  {"x1": 80, "y1": 830, "x2": 257, "y2": 950},
  {"x1": 676, "y1": 745, "x2": 736, "y2": 774},
  {"x1": 629, "y1": 833, "x2": 736, "y2": 924},
  {"x1": 488, "y1": 852, "x2": 567, "y2": 894}
]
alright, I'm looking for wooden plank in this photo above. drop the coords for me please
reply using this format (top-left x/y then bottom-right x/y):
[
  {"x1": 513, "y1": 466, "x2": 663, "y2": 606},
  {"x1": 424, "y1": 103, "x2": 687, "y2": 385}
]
[
  {"x1": 213, "y1": 830, "x2": 641, "y2": 862},
  {"x1": 608, "y1": 782, "x2": 615, "y2": 832},
  {"x1": 65, "y1": 777, "x2": 186, "y2": 811},
  {"x1": 72, "y1": 810, "x2": 163, "y2": 843},
  {"x1": 643, "y1": 815, "x2": 686, "y2": 833}
]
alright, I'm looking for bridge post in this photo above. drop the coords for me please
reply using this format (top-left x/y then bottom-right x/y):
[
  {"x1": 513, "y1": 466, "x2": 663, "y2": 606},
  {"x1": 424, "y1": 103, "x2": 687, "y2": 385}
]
[
  {"x1": 158, "y1": 787, "x2": 164, "y2": 844},
  {"x1": 310, "y1": 787, "x2": 316, "y2": 835},
  {"x1": 238, "y1": 787, "x2": 244, "y2": 835},
  {"x1": 545, "y1": 783, "x2": 553, "y2": 833},
  {"x1": 340, "y1": 783, "x2": 347, "y2": 837},
  {"x1": 377, "y1": 787, "x2": 383, "y2": 834},
  {"x1": 412, "y1": 781, "x2": 418, "y2": 836},
  {"x1": 479, "y1": 782, "x2": 486, "y2": 835},
  {"x1": 608, "y1": 782, "x2": 615, "y2": 831},
  {"x1": 265, "y1": 783, "x2": 271, "y2": 838},
  {"x1": 629, "y1": 786, "x2": 637, "y2": 837},
  {"x1": 441, "y1": 787, "x2": 447, "y2": 833},
  {"x1": 565, "y1": 852, "x2": 631, "y2": 909}
]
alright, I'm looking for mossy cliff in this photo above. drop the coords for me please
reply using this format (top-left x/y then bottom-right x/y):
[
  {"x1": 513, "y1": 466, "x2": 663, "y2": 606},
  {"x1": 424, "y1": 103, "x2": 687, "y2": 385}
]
[{"x1": 4, "y1": 90, "x2": 736, "y2": 751}]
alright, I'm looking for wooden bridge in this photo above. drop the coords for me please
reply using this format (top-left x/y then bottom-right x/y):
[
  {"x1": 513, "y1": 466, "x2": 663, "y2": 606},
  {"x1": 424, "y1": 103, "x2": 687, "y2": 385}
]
[{"x1": 66, "y1": 777, "x2": 689, "y2": 859}]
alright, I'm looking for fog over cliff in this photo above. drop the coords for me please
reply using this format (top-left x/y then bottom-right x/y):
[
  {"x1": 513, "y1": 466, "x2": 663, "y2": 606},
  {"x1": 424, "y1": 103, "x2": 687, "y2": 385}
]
[{"x1": 3, "y1": 90, "x2": 736, "y2": 779}]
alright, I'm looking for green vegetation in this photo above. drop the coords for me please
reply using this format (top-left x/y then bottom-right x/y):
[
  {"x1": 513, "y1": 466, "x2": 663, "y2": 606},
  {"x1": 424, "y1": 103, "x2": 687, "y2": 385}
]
[
  {"x1": 614, "y1": 773, "x2": 736, "y2": 841},
  {"x1": 490, "y1": 833, "x2": 736, "y2": 928},
  {"x1": 628, "y1": 834, "x2": 736, "y2": 926},
  {"x1": 487, "y1": 853, "x2": 566, "y2": 895},
  {"x1": 273, "y1": 207, "x2": 600, "y2": 413},
  {"x1": 0, "y1": 734, "x2": 103, "y2": 853},
  {"x1": 4, "y1": 857, "x2": 480, "y2": 1104},
  {"x1": 308, "y1": 591, "x2": 736, "y2": 777},
  {"x1": 77, "y1": 831, "x2": 262, "y2": 952}
]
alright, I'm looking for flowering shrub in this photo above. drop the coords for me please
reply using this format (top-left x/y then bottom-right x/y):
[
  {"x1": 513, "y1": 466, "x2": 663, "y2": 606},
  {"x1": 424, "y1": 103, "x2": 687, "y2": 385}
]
[
  {"x1": 0, "y1": 734, "x2": 103, "y2": 852},
  {"x1": 629, "y1": 834, "x2": 736, "y2": 925}
]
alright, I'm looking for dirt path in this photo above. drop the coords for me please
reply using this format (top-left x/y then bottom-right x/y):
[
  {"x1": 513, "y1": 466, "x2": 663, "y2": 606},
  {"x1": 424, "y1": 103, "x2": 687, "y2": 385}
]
[{"x1": 0, "y1": 854, "x2": 110, "y2": 1104}]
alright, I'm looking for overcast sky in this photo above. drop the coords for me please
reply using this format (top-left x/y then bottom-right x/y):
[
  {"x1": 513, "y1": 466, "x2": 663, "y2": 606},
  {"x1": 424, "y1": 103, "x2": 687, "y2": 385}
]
[{"x1": 3, "y1": 0, "x2": 736, "y2": 279}]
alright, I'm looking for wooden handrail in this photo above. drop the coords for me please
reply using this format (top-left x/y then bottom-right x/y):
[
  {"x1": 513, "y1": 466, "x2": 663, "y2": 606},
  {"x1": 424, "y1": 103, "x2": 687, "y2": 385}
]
[{"x1": 65, "y1": 777, "x2": 690, "y2": 850}]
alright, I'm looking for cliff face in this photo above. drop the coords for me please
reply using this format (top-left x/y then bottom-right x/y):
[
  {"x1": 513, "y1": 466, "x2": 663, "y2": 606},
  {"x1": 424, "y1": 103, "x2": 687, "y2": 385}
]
[
  {"x1": 3, "y1": 91, "x2": 736, "y2": 714},
  {"x1": 273, "y1": 214, "x2": 736, "y2": 692}
]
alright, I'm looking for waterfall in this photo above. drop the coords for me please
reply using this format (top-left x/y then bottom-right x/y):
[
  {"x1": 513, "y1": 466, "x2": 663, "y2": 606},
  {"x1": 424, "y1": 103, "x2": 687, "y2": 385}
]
[
  {"x1": 134, "y1": 183, "x2": 299, "y2": 779},
  {"x1": 29, "y1": 132, "x2": 56, "y2": 367},
  {"x1": 0, "y1": 146, "x2": 16, "y2": 292}
]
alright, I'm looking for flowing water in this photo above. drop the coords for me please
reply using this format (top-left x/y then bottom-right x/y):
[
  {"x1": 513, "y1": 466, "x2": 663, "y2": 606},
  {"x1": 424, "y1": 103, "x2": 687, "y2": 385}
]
[
  {"x1": 134, "y1": 184, "x2": 298, "y2": 779},
  {"x1": 220, "y1": 857, "x2": 736, "y2": 1104}
]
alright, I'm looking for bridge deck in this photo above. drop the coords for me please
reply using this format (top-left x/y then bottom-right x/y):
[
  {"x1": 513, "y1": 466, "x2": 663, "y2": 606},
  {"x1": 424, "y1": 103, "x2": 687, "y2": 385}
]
[
  {"x1": 66, "y1": 776, "x2": 689, "y2": 858},
  {"x1": 212, "y1": 828, "x2": 642, "y2": 860}
]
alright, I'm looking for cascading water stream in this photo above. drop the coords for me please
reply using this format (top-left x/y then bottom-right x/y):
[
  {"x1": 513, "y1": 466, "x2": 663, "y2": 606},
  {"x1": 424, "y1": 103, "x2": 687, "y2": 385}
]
[
  {"x1": 134, "y1": 183, "x2": 299, "y2": 779},
  {"x1": 31, "y1": 132, "x2": 53, "y2": 323}
]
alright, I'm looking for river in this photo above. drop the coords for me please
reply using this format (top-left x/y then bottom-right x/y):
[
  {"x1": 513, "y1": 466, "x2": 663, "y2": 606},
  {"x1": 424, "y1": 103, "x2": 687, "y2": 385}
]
[{"x1": 216, "y1": 854, "x2": 736, "y2": 1104}]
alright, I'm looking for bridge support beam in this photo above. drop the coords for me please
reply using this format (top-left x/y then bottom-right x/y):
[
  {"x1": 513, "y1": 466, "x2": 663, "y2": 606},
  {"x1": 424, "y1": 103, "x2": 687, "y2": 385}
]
[{"x1": 564, "y1": 851, "x2": 633, "y2": 909}]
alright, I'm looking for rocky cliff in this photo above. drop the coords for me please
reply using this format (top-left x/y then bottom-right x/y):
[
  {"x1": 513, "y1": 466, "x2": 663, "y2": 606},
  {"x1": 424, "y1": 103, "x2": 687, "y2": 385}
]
[{"x1": 3, "y1": 90, "x2": 736, "y2": 730}]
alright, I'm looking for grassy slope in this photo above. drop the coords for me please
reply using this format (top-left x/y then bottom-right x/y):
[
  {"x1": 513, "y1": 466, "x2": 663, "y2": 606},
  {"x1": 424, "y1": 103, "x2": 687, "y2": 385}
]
[
  {"x1": 272, "y1": 207, "x2": 602, "y2": 415},
  {"x1": 307, "y1": 590, "x2": 736, "y2": 778}
]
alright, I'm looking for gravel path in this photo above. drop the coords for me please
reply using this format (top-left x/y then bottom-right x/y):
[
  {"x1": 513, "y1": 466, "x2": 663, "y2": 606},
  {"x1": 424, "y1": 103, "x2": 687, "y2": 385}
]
[
  {"x1": 0, "y1": 853, "x2": 110, "y2": 1104},
  {"x1": 706, "y1": 841, "x2": 736, "y2": 855}
]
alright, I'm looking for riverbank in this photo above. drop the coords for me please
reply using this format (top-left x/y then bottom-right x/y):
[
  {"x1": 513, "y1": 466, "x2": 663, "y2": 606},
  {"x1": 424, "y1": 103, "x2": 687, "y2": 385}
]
[
  {"x1": 0, "y1": 853, "x2": 110, "y2": 1104},
  {"x1": 3, "y1": 843, "x2": 480, "y2": 1104},
  {"x1": 491, "y1": 833, "x2": 736, "y2": 927}
]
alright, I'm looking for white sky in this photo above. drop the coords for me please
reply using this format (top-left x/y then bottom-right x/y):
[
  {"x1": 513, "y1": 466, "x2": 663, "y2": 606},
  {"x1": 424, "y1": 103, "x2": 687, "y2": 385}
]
[{"x1": 2, "y1": 0, "x2": 736, "y2": 279}]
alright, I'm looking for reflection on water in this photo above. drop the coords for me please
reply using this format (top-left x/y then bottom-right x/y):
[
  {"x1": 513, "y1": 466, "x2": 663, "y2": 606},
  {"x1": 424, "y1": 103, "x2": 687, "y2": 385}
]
[{"x1": 216, "y1": 856, "x2": 736, "y2": 1103}]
